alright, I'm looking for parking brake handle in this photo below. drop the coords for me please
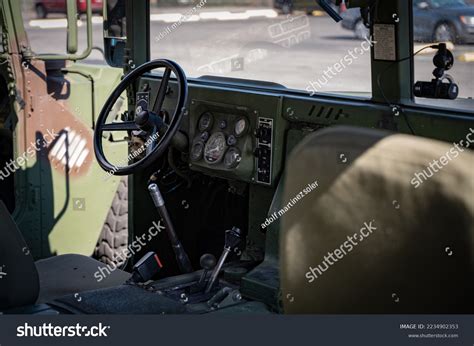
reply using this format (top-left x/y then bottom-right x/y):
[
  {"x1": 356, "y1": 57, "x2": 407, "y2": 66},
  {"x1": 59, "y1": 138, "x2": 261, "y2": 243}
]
[{"x1": 148, "y1": 183, "x2": 193, "y2": 274}]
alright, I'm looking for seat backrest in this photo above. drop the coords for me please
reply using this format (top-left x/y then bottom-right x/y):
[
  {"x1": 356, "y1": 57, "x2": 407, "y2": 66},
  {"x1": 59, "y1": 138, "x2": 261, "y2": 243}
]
[
  {"x1": 0, "y1": 200, "x2": 40, "y2": 310},
  {"x1": 281, "y1": 126, "x2": 474, "y2": 313}
]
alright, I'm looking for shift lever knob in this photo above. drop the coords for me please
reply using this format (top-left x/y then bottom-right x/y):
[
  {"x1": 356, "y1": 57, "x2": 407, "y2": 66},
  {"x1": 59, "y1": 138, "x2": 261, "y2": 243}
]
[
  {"x1": 200, "y1": 254, "x2": 217, "y2": 271},
  {"x1": 198, "y1": 254, "x2": 216, "y2": 286},
  {"x1": 224, "y1": 227, "x2": 242, "y2": 250}
]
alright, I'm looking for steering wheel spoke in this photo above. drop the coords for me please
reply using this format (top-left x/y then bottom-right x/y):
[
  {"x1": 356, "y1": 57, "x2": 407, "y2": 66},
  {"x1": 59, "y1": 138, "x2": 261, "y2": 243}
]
[
  {"x1": 152, "y1": 67, "x2": 172, "y2": 114},
  {"x1": 100, "y1": 121, "x2": 139, "y2": 132}
]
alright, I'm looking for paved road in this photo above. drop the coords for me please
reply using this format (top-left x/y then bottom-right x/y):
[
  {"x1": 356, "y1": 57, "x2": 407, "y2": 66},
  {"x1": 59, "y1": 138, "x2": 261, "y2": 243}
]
[{"x1": 24, "y1": 8, "x2": 474, "y2": 99}]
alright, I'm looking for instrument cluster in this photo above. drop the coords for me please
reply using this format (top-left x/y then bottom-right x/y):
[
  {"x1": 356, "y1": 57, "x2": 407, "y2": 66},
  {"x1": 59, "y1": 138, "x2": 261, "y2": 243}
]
[
  {"x1": 191, "y1": 111, "x2": 249, "y2": 168},
  {"x1": 189, "y1": 108, "x2": 255, "y2": 181}
]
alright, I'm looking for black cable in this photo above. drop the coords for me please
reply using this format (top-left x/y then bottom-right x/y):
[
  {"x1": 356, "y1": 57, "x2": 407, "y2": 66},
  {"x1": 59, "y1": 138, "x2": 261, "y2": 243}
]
[
  {"x1": 376, "y1": 44, "x2": 440, "y2": 135},
  {"x1": 167, "y1": 147, "x2": 192, "y2": 189}
]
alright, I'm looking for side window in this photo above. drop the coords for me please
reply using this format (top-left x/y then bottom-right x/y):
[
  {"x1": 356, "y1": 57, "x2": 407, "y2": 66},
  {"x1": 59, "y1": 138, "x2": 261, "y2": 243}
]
[
  {"x1": 149, "y1": 1, "x2": 372, "y2": 97},
  {"x1": 413, "y1": 0, "x2": 474, "y2": 111}
]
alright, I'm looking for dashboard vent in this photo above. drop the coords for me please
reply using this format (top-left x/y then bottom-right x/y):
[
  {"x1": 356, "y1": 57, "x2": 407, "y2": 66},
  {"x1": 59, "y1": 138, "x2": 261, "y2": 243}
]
[{"x1": 308, "y1": 106, "x2": 348, "y2": 121}]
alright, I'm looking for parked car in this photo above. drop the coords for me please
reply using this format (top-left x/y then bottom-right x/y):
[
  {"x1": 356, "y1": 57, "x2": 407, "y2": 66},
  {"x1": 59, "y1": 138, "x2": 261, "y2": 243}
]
[
  {"x1": 35, "y1": 0, "x2": 103, "y2": 19},
  {"x1": 273, "y1": 0, "x2": 337, "y2": 15},
  {"x1": 341, "y1": 0, "x2": 474, "y2": 43}
]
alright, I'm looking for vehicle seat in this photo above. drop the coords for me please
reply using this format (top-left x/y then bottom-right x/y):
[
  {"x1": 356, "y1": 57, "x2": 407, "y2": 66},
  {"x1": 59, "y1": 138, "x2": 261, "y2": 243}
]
[
  {"x1": 0, "y1": 200, "x2": 130, "y2": 310},
  {"x1": 280, "y1": 126, "x2": 474, "y2": 313}
]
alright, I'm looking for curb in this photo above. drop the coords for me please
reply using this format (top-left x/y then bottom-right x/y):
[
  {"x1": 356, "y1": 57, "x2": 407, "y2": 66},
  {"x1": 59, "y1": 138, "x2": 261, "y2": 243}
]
[
  {"x1": 458, "y1": 52, "x2": 474, "y2": 62},
  {"x1": 311, "y1": 10, "x2": 325, "y2": 17}
]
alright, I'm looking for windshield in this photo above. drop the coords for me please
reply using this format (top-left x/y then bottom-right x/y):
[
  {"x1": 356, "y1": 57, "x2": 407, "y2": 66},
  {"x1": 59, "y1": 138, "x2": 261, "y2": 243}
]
[{"x1": 149, "y1": 2, "x2": 372, "y2": 96}]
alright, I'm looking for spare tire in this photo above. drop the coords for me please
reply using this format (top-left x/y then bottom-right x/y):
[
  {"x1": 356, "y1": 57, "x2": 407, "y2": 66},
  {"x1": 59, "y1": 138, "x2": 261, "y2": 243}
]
[{"x1": 93, "y1": 177, "x2": 129, "y2": 268}]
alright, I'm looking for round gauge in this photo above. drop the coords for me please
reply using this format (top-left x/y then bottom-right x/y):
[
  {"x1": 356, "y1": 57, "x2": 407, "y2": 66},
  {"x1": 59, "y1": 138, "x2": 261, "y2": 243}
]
[
  {"x1": 198, "y1": 112, "x2": 214, "y2": 132},
  {"x1": 234, "y1": 117, "x2": 248, "y2": 137},
  {"x1": 190, "y1": 140, "x2": 205, "y2": 162},
  {"x1": 204, "y1": 132, "x2": 227, "y2": 164},
  {"x1": 224, "y1": 147, "x2": 242, "y2": 169}
]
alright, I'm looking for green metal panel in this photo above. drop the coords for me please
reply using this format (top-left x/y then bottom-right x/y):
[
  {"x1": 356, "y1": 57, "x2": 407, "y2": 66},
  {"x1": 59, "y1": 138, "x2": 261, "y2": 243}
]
[
  {"x1": 14, "y1": 63, "x2": 125, "y2": 259},
  {"x1": 1, "y1": 0, "x2": 126, "y2": 258}
]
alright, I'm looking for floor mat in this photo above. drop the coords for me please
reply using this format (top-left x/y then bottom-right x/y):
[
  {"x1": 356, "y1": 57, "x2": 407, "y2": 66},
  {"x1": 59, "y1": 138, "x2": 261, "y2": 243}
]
[{"x1": 52, "y1": 285, "x2": 186, "y2": 314}]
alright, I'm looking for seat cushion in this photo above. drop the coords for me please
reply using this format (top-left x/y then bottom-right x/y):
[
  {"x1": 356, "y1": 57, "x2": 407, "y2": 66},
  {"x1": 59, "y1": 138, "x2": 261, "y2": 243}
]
[
  {"x1": 36, "y1": 254, "x2": 131, "y2": 304},
  {"x1": 0, "y1": 200, "x2": 40, "y2": 310},
  {"x1": 281, "y1": 126, "x2": 474, "y2": 313}
]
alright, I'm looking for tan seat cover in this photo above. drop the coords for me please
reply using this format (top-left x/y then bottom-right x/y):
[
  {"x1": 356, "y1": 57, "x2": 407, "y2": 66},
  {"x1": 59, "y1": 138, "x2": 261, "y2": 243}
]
[{"x1": 281, "y1": 126, "x2": 474, "y2": 313}]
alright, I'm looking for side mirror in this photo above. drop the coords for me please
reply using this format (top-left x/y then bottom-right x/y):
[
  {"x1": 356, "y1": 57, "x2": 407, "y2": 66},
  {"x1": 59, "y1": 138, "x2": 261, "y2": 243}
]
[
  {"x1": 104, "y1": 0, "x2": 127, "y2": 67},
  {"x1": 417, "y1": 2, "x2": 430, "y2": 10},
  {"x1": 66, "y1": 0, "x2": 78, "y2": 54}
]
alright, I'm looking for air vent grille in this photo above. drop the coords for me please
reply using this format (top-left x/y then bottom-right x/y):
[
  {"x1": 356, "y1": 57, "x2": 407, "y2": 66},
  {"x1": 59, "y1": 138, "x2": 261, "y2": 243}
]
[{"x1": 307, "y1": 106, "x2": 349, "y2": 121}]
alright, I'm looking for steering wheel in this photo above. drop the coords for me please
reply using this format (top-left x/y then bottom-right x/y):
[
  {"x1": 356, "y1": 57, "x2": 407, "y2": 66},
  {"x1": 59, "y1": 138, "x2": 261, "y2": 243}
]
[{"x1": 94, "y1": 59, "x2": 188, "y2": 175}]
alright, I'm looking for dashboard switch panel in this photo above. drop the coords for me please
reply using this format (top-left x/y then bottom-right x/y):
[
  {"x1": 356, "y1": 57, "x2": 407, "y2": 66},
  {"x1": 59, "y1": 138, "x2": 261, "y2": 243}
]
[{"x1": 255, "y1": 117, "x2": 273, "y2": 185}]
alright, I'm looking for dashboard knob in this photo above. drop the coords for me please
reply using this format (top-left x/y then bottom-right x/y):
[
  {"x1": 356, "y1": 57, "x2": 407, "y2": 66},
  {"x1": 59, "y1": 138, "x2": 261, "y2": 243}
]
[
  {"x1": 200, "y1": 131, "x2": 210, "y2": 142},
  {"x1": 218, "y1": 119, "x2": 227, "y2": 129},
  {"x1": 227, "y1": 135, "x2": 237, "y2": 146}
]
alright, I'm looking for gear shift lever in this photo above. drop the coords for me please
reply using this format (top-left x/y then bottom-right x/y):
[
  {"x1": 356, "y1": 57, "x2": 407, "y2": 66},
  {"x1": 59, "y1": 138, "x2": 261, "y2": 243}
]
[
  {"x1": 148, "y1": 183, "x2": 193, "y2": 273},
  {"x1": 205, "y1": 227, "x2": 241, "y2": 293},
  {"x1": 198, "y1": 254, "x2": 216, "y2": 286}
]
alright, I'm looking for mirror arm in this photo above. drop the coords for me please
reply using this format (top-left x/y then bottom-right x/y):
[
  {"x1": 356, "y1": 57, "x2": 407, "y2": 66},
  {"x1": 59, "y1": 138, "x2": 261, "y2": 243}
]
[
  {"x1": 29, "y1": 0, "x2": 93, "y2": 61},
  {"x1": 67, "y1": 0, "x2": 78, "y2": 54}
]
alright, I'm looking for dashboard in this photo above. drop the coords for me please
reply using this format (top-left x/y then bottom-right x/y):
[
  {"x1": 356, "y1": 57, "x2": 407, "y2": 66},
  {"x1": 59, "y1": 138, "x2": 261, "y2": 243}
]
[{"x1": 133, "y1": 73, "x2": 469, "y2": 191}]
